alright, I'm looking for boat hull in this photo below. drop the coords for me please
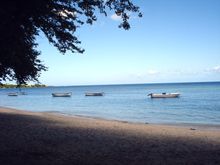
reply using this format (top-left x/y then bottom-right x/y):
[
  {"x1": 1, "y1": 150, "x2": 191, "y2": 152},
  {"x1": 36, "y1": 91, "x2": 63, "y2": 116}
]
[
  {"x1": 8, "y1": 93, "x2": 18, "y2": 96},
  {"x1": 85, "y1": 92, "x2": 104, "y2": 96},
  {"x1": 149, "y1": 93, "x2": 180, "y2": 98},
  {"x1": 52, "y1": 93, "x2": 72, "y2": 97}
]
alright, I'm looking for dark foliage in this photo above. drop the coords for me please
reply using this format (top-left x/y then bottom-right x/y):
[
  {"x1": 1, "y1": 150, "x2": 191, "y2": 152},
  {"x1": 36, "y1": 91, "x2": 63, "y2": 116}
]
[{"x1": 0, "y1": 0, "x2": 141, "y2": 84}]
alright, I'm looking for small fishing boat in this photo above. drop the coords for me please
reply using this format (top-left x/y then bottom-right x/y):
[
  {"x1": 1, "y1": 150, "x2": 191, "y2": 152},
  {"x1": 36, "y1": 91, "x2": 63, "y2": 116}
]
[
  {"x1": 85, "y1": 92, "x2": 104, "y2": 96},
  {"x1": 52, "y1": 92, "x2": 72, "y2": 97},
  {"x1": 8, "y1": 93, "x2": 18, "y2": 96},
  {"x1": 148, "y1": 93, "x2": 180, "y2": 98}
]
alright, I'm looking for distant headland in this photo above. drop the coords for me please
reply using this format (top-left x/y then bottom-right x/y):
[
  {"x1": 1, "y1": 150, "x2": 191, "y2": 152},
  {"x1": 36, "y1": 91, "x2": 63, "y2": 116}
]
[{"x1": 0, "y1": 84, "x2": 47, "y2": 88}]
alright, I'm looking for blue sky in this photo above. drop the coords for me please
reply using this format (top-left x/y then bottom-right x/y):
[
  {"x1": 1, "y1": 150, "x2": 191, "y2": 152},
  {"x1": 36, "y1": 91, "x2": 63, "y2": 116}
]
[{"x1": 37, "y1": 0, "x2": 220, "y2": 86}]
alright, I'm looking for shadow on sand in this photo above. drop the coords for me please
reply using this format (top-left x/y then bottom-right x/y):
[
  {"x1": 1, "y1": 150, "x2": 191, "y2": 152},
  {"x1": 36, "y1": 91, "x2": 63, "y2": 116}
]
[{"x1": 0, "y1": 112, "x2": 220, "y2": 165}]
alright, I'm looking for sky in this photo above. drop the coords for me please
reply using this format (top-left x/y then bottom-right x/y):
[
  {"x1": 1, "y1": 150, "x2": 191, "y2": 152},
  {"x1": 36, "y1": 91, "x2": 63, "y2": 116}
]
[{"x1": 37, "y1": 0, "x2": 220, "y2": 86}]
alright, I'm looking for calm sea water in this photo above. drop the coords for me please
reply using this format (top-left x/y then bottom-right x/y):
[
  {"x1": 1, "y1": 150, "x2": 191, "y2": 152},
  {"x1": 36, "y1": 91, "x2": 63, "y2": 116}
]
[{"x1": 0, "y1": 82, "x2": 220, "y2": 125}]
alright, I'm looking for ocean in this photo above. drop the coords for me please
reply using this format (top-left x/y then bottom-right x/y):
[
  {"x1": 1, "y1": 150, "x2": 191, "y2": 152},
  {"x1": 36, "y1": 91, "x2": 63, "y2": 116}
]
[{"x1": 0, "y1": 82, "x2": 220, "y2": 125}]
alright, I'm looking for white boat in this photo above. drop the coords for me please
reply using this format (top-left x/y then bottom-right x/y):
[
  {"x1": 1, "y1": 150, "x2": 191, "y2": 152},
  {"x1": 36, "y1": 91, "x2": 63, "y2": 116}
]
[
  {"x1": 52, "y1": 92, "x2": 72, "y2": 97},
  {"x1": 8, "y1": 93, "x2": 18, "y2": 96},
  {"x1": 148, "y1": 93, "x2": 180, "y2": 98},
  {"x1": 85, "y1": 92, "x2": 104, "y2": 96}
]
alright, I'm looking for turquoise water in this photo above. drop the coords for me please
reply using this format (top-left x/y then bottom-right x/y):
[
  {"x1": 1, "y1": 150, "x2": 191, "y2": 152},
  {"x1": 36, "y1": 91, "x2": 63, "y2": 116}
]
[{"x1": 0, "y1": 82, "x2": 220, "y2": 125}]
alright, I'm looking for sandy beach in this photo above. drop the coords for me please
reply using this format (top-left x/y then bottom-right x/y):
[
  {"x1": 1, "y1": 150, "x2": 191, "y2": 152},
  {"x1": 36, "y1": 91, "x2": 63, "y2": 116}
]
[{"x1": 0, "y1": 107, "x2": 220, "y2": 165}]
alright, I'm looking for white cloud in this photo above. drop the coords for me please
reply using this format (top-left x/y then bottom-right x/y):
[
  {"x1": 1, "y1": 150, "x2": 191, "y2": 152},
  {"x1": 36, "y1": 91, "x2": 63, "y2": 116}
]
[
  {"x1": 212, "y1": 66, "x2": 220, "y2": 72},
  {"x1": 110, "y1": 14, "x2": 122, "y2": 21},
  {"x1": 58, "y1": 10, "x2": 76, "y2": 18},
  {"x1": 147, "y1": 70, "x2": 159, "y2": 75},
  {"x1": 205, "y1": 66, "x2": 220, "y2": 73}
]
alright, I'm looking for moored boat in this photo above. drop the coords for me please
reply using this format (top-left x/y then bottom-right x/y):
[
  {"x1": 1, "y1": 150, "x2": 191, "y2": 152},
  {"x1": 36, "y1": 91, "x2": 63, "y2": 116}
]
[
  {"x1": 52, "y1": 92, "x2": 72, "y2": 97},
  {"x1": 8, "y1": 93, "x2": 18, "y2": 96},
  {"x1": 85, "y1": 92, "x2": 104, "y2": 96},
  {"x1": 148, "y1": 93, "x2": 180, "y2": 98}
]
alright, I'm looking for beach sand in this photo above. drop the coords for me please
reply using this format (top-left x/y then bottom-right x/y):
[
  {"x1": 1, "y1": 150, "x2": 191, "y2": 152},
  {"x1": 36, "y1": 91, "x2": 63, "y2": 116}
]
[{"x1": 0, "y1": 107, "x2": 220, "y2": 165}]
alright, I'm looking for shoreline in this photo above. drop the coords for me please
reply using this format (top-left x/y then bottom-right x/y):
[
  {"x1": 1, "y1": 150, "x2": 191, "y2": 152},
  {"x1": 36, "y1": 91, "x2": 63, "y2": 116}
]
[
  {"x1": 1, "y1": 106, "x2": 220, "y2": 141},
  {"x1": 1, "y1": 106, "x2": 220, "y2": 164},
  {"x1": 56, "y1": 112, "x2": 220, "y2": 131},
  {"x1": 1, "y1": 106, "x2": 220, "y2": 131}
]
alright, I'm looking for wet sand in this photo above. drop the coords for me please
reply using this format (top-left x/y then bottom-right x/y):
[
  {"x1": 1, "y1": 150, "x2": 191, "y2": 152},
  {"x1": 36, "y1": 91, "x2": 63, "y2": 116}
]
[{"x1": 0, "y1": 107, "x2": 220, "y2": 165}]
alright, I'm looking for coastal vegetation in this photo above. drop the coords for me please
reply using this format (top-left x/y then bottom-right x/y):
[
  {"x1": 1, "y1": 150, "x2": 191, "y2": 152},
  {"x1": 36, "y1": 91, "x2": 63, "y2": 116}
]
[
  {"x1": 0, "y1": 83, "x2": 47, "y2": 88},
  {"x1": 0, "y1": 0, "x2": 141, "y2": 85}
]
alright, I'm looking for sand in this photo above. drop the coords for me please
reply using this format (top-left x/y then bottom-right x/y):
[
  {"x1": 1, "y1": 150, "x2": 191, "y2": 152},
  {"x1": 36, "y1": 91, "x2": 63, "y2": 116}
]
[{"x1": 0, "y1": 107, "x2": 220, "y2": 165}]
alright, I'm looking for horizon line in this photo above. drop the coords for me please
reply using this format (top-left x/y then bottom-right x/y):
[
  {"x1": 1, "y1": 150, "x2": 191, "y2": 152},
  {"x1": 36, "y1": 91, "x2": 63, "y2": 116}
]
[{"x1": 48, "y1": 80, "x2": 220, "y2": 87}]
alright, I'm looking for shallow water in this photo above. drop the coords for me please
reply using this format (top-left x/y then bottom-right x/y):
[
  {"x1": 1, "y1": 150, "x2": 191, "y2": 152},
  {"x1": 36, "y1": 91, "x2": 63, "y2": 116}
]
[{"x1": 0, "y1": 82, "x2": 220, "y2": 125}]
